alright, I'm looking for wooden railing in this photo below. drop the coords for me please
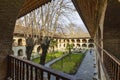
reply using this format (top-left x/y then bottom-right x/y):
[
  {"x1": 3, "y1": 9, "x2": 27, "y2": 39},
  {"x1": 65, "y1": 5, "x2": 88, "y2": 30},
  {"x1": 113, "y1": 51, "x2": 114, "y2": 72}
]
[
  {"x1": 97, "y1": 46, "x2": 120, "y2": 80},
  {"x1": 7, "y1": 55, "x2": 74, "y2": 80}
]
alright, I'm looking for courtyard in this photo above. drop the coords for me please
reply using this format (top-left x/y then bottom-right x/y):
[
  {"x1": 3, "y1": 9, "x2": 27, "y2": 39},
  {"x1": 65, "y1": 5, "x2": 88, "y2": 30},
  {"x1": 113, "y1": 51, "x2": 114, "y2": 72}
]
[{"x1": 0, "y1": 0, "x2": 120, "y2": 80}]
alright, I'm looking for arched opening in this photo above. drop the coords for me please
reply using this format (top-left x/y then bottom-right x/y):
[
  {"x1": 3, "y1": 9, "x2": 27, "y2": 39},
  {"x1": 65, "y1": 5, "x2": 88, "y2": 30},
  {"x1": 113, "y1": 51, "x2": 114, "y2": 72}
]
[
  {"x1": 18, "y1": 39, "x2": 22, "y2": 46},
  {"x1": 77, "y1": 39, "x2": 80, "y2": 43},
  {"x1": 88, "y1": 44, "x2": 94, "y2": 48},
  {"x1": 63, "y1": 39, "x2": 65, "y2": 42},
  {"x1": 71, "y1": 39, "x2": 75, "y2": 43},
  {"x1": 18, "y1": 49, "x2": 23, "y2": 56},
  {"x1": 88, "y1": 39, "x2": 94, "y2": 43},
  {"x1": 67, "y1": 39, "x2": 69, "y2": 43},
  {"x1": 59, "y1": 39, "x2": 61, "y2": 43},
  {"x1": 77, "y1": 44, "x2": 80, "y2": 47},
  {"x1": 64, "y1": 44, "x2": 65, "y2": 47},
  {"x1": 82, "y1": 44, "x2": 87, "y2": 47},
  {"x1": 37, "y1": 46, "x2": 42, "y2": 53},
  {"x1": 82, "y1": 39, "x2": 87, "y2": 43}
]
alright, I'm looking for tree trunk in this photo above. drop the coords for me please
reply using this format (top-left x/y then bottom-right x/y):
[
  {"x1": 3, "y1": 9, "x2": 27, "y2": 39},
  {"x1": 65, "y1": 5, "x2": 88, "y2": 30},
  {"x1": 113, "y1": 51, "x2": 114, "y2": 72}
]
[
  {"x1": 69, "y1": 48, "x2": 72, "y2": 59},
  {"x1": 26, "y1": 46, "x2": 34, "y2": 60},
  {"x1": 53, "y1": 46, "x2": 54, "y2": 52},
  {"x1": 40, "y1": 37, "x2": 50, "y2": 65},
  {"x1": 26, "y1": 36, "x2": 35, "y2": 60}
]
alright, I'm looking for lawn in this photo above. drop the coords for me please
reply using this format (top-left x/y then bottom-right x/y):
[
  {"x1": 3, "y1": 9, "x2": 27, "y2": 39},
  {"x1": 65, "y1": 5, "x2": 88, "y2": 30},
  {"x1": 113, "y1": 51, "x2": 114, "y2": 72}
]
[
  {"x1": 50, "y1": 53, "x2": 85, "y2": 74},
  {"x1": 32, "y1": 51, "x2": 64, "y2": 63}
]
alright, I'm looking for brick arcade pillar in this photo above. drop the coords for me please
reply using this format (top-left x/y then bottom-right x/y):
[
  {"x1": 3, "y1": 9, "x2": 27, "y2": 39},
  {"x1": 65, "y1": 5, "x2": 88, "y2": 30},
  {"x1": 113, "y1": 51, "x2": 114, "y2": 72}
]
[{"x1": 0, "y1": 0, "x2": 24, "y2": 80}]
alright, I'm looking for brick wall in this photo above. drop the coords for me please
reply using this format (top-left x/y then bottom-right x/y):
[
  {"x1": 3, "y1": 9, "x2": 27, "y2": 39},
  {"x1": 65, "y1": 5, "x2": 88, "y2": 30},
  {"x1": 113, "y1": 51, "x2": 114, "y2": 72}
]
[
  {"x1": 103, "y1": 0, "x2": 120, "y2": 59},
  {"x1": 0, "y1": 0, "x2": 24, "y2": 79}
]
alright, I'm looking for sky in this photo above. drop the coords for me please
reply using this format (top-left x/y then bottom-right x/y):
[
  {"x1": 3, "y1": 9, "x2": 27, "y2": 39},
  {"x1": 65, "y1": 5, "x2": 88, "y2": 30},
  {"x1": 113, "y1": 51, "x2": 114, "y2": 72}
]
[
  {"x1": 66, "y1": 11, "x2": 88, "y2": 33},
  {"x1": 59, "y1": 0, "x2": 88, "y2": 33}
]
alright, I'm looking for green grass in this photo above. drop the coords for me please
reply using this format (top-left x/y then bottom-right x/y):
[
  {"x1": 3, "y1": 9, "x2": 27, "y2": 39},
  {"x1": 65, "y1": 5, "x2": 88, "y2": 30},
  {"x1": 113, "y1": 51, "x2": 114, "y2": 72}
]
[
  {"x1": 50, "y1": 53, "x2": 85, "y2": 74},
  {"x1": 32, "y1": 57, "x2": 40, "y2": 63},
  {"x1": 32, "y1": 51, "x2": 64, "y2": 63}
]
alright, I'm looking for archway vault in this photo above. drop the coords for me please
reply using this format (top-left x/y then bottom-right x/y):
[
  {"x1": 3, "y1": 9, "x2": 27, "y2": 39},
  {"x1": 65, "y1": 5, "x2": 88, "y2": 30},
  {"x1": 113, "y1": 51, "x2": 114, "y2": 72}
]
[
  {"x1": 0, "y1": 0, "x2": 51, "y2": 79},
  {"x1": 72, "y1": 0, "x2": 120, "y2": 59},
  {"x1": 17, "y1": 0, "x2": 51, "y2": 18},
  {"x1": 72, "y1": 0, "x2": 106, "y2": 37},
  {"x1": 103, "y1": 0, "x2": 120, "y2": 59}
]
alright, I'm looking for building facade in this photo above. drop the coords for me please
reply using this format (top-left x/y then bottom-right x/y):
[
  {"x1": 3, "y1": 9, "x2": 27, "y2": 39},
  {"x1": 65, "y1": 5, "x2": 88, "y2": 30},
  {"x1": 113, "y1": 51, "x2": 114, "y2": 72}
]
[
  {"x1": 12, "y1": 35, "x2": 94, "y2": 58},
  {"x1": 55, "y1": 38, "x2": 94, "y2": 51}
]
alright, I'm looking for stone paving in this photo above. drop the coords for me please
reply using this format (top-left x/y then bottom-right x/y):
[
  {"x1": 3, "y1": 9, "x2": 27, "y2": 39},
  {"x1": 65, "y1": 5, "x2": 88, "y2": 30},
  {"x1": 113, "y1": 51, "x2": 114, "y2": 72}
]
[
  {"x1": 44, "y1": 53, "x2": 69, "y2": 80},
  {"x1": 44, "y1": 50, "x2": 97, "y2": 80},
  {"x1": 74, "y1": 50, "x2": 96, "y2": 80}
]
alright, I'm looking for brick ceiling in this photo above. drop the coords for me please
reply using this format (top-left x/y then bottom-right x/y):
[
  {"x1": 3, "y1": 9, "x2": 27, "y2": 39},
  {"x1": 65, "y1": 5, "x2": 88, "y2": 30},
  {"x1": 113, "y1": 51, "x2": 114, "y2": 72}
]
[
  {"x1": 72, "y1": 0, "x2": 106, "y2": 37},
  {"x1": 17, "y1": 0, "x2": 51, "y2": 18}
]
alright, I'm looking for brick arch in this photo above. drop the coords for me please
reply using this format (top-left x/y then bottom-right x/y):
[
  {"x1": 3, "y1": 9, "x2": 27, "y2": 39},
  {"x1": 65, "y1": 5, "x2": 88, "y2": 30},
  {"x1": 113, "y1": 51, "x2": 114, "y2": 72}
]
[{"x1": 0, "y1": 1, "x2": 25, "y2": 79}]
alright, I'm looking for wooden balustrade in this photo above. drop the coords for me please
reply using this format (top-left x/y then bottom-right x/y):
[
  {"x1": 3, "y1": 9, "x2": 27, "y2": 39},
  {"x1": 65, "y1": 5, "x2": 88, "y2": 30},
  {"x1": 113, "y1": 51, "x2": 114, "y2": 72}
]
[
  {"x1": 7, "y1": 55, "x2": 74, "y2": 80},
  {"x1": 97, "y1": 46, "x2": 120, "y2": 80}
]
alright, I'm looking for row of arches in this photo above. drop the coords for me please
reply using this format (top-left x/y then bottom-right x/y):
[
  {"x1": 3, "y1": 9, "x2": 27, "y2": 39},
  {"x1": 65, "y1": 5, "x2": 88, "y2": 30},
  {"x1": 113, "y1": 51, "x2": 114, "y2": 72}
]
[
  {"x1": 75, "y1": 44, "x2": 94, "y2": 48},
  {"x1": 13, "y1": 38, "x2": 94, "y2": 47},
  {"x1": 58, "y1": 38, "x2": 94, "y2": 43},
  {"x1": 58, "y1": 43, "x2": 94, "y2": 48}
]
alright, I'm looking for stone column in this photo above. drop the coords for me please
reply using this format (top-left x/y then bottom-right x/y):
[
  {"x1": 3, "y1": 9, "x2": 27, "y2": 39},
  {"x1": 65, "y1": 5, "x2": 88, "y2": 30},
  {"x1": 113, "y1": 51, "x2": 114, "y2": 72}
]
[
  {"x1": 57, "y1": 39, "x2": 60, "y2": 50},
  {"x1": 74, "y1": 39, "x2": 77, "y2": 48},
  {"x1": 80, "y1": 39, "x2": 82, "y2": 49}
]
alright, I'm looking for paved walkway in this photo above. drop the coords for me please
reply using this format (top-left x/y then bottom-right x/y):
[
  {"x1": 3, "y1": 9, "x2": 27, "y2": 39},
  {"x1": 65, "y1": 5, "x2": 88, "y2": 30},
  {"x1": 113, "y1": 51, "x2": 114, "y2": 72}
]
[
  {"x1": 74, "y1": 50, "x2": 96, "y2": 80},
  {"x1": 44, "y1": 53, "x2": 69, "y2": 80},
  {"x1": 44, "y1": 50, "x2": 97, "y2": 80}
]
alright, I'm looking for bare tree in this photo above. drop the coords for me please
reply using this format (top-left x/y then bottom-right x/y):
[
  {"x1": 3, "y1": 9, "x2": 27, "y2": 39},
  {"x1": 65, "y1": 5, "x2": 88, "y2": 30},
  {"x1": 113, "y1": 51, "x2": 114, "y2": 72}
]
[{"x1": 16, "y1": 0, "x2": 75, "y2": 65}]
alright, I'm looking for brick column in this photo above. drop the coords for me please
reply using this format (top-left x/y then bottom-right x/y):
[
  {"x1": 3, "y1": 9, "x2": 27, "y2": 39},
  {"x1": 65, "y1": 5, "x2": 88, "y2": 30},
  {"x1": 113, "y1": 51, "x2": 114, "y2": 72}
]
[{"x1": 0, "y1": 0, "x2": 24, "y2": 79}]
